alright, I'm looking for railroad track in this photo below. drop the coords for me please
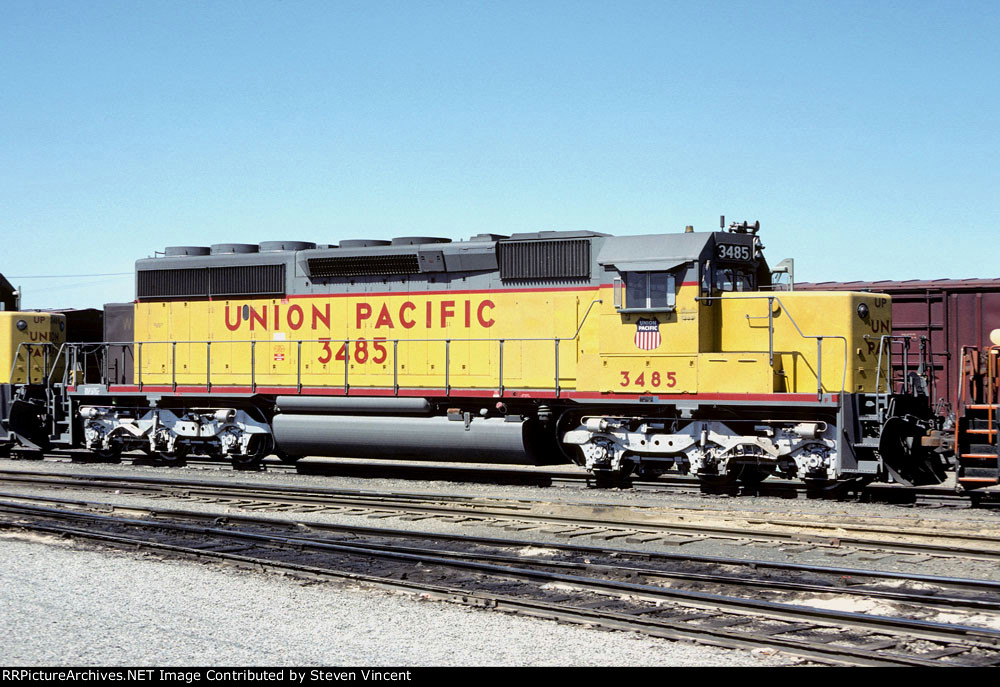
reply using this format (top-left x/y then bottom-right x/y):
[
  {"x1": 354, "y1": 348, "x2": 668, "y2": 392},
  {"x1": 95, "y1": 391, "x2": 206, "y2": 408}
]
[
  {"x1": 1, "y1": 497, "x2": 999, "y2": 666},
  {"x1": 1, "y1": 468, "x2": 998, "y2": 564},
  {"x1": 26, "y1": 450, "x2": 988, "y2": 507}
]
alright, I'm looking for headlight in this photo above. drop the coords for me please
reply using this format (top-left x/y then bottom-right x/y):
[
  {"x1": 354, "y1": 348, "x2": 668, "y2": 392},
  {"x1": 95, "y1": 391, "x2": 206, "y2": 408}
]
[
  {"x1": 857, "y1": 303, "x2": 869, "y2": 320},
  {"x1": 15, "y1": 319, "x2": 27, "y2": 331}
]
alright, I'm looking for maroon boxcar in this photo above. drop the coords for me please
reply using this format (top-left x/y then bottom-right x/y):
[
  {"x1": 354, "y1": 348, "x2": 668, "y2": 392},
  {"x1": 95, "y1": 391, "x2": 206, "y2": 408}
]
[{"x1": 797, "y1": 279, "x2": 1000, "y2": 418}]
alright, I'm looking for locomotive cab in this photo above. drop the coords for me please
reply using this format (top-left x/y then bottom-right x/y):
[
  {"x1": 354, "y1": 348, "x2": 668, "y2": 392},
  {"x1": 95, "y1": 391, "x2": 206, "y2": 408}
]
[{"x1": 565, "y1": 224, "x2": 942, "y2": 487}]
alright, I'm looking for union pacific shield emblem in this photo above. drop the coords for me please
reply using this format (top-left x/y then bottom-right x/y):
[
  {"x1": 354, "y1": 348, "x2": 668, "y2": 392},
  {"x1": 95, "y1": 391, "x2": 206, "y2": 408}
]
[{"x1": 634, "y1": 318, "x2": 661, "y2": 350}]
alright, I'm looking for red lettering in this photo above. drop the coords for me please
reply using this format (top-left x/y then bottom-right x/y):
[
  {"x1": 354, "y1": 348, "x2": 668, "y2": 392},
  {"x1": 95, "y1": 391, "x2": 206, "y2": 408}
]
[
  {"x1": 375, "y1": 304, "x2": 394, "y2": 329},
  {"x1": 372, "y1": 338, "x2": 388, "y2": 364},
  {"x1": 225, "y1": 306, "x2": 242, "y2": 331},
  {"x1": 287, "y1": 305, "x2": 304, "y2": 330},
  {"x1": 464, "y1": 300, "x2": 471, "y2": 328},
  {"x1": 477, "y1": 300, "x2": 495, "y2": 328},
  {"x1": 318, "y1": 338, "x2": 333, "y2": 364},
  {"x1": 426, "y1": 301, "x2": 433, "y2": 329},
  {"x1": 440, "y1": 300, "x2": 455, "y2": 328},
  {"x1": 249, "y1": 306, "x2": 267, "y2": 331},
  {"x1": 273, "y1": 304, "x2": 280, "y2": 330},
  {"x1": 311, "y1": 304, "x2": 331, "y2": 330},
  {"x1": 356, "y1": 303, "x2": 372, "y2": 329},
  {"x1": 400, "y1": 302, "x2": 416, "y2": 329},
  {"x1": 355, "y1": 339, "x2": 369, "y2": 363}
]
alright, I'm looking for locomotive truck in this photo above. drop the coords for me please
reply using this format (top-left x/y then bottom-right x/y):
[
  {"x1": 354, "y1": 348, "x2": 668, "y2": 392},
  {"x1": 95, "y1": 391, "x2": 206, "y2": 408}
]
[{"x1": 0, "y1": 223, "x2": 953, "y2": 489}]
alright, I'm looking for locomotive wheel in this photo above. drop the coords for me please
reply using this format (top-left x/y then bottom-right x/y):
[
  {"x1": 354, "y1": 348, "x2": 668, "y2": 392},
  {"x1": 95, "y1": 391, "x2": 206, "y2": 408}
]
[
  {"x1": 154, "y1": 447, "x2": 188, "y2": 467},
  {"x1": 232, "y1": 435, "x2": 273, "y2": 471},
  {"x1": 697, "y1": 472, "x2": 739, "y2": 488},
  {"x1": 736, "y1": 464, "x2": 775, "y2": 486},
  {"x1": 92, "y1": 447, "x2": 123, "y2": 463},
  {"x1": 803, "y1": 478, "x2": 844, "y2": 498},
  {"x1": 202, "y1": 445, "x2": 226, "y2": 460},
  {"x1": 10, "y1": 448, "x2": 44, "y2": 461},
  {"x1": 591, "y1": 459, "x2": 634, "y2": 487}
]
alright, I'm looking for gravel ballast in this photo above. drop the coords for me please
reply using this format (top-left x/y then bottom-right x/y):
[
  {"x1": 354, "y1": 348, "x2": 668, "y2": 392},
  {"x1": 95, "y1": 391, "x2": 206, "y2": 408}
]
[
  {"x1": 1, "y1": 457, "x2": 997, "y2": 581},
  {"x1": 2, "y1": 455, "x2": 996, "y2": 667},
  {"x1": 0, "y1": 534, "x2": 791, "y2": 666}
]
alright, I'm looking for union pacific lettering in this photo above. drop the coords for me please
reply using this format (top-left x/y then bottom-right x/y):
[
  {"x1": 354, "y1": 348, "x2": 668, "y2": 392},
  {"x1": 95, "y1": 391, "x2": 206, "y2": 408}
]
[{"x1": 223, "y1": 299, "x2": 496, "y2": 333}]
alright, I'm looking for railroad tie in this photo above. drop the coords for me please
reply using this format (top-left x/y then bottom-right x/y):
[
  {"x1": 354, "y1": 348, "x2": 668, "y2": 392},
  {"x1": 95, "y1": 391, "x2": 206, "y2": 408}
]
[
  {"x1": 761, "y1": 623, "x2": 819, "y2": 636},
  {"x1": 588, "y1": 531, "x2": 632, "y2": 540},
  {"x1": 856, "y1": 640, "x2": 899, "y2": 651},
  {"x1": 552, "y1": 529, "x2": 601, "y2": 538},
  {"x1": 650, "y1": 612, "x2": 715, "y2": 624},
  {"x1": 621, "y1": 606, "x2": 672, "y2": 616},
  {"x1": 657, "y1": 536, "x2": 705, "y2": 546},
  {"x1": 919, "y1": 647, "x2": 972, "y2": 660},
  {"x1": 703, "y1": 617, "x2": 756, "y2": 629}
]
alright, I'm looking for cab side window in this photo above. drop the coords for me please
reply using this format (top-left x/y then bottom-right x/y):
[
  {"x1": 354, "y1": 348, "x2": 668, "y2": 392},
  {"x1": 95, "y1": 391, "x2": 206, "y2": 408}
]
[
  {"x1": 619, "y1": 272, "x2": 676, "y2": 311},
  {"x1": 710, "y1": 268, "x2": 756, "y2": 294}
]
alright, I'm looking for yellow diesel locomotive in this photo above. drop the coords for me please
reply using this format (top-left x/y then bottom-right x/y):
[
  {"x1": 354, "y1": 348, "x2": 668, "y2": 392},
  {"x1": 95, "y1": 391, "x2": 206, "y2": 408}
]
[{"x1": 1, "y1": 224, "x2": 946, "y2": 487}]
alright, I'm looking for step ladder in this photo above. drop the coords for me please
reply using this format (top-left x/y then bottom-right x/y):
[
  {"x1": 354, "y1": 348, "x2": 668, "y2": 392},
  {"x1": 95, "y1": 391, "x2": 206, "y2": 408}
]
[
  {"x1": 955, "y1": 346, "x2": 1000, "y2": 489},
  {"x1": 956, "y1": 404, "x2": 999, "y2": 488}
]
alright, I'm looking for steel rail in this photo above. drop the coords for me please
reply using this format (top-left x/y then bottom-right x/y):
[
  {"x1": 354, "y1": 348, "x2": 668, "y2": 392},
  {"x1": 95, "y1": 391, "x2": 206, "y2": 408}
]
[
  {"x1": 1, "y1": 491, "x2": 999, "y2": 596},
  {"x1": 34, "y1": 450, "x2": 991, "y2": 506},
  {"x1": 0, "y1": 519, "x2": 908, "y2": 667},
  {"x1": 4, "y1": 497, "x2": 995, "y2": 612},
  {"x1": 1, "y1": 501, "x2": 997, "y2": 666},
  {"x1": 1, "y1": 470, "x2": 997, "y2": 560}
]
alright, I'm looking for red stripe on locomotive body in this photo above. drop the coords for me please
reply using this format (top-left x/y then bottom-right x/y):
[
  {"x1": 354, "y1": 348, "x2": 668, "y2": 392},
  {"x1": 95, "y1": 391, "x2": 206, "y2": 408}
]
[{"x1": 102, "y1": 384, "x2": 839, "y2": 404}]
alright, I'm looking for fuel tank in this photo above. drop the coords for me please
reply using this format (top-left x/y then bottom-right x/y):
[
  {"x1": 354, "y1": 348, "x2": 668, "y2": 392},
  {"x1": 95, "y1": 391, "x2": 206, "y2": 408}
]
[
  {"x1": 272, "y1": 414, "x2": 545, "y2": 464},
  {"x1": 273, "y1": 396, "x2": 432, "y2": 416}
]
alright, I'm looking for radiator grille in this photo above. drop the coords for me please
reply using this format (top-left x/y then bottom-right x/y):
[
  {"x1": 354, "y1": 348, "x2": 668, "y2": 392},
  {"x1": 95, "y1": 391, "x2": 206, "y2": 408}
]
[
  {"x1": 137, "y1": 264, "x2": 285, "y2": 299},
  {"x1": 498, "y1": 239, "x2": 591, "y2": 280},
  {"x1": 308, "y1": 254, "x2": 420, "y2": 278},
  {"x1": 210, "y1": 265, "x2": 285, "y2": 297}
]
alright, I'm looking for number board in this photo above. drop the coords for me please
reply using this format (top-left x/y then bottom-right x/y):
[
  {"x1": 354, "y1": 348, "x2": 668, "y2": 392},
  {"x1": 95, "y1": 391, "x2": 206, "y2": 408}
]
[{"x1": 715, "y1": 242, "x2": 753, "y2": 263}]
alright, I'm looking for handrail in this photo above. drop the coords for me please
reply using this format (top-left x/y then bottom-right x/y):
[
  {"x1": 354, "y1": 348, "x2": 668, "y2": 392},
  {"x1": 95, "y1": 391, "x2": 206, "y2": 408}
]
[
  {"x1": 866, "y1": 334, "x2": 923, "y2": 396},
  {"x1": 8, "y1": 342, "x2": 61, "y2": 385},
  {"x1": 954, "y1": 345, "x2": 1000, "y2": 466},
  {"x1": 987, "y1": 346, "x2": 1000, "y2": 440},
  {"x1": 958, "y1": 345, "x2": 979, "y2": 410},
  {"x1": 56, "y1": 299, "x2": 604, "y2": 395},
  {"x1": 695, "y1": 294, "x2": 847, "y2": 400}
]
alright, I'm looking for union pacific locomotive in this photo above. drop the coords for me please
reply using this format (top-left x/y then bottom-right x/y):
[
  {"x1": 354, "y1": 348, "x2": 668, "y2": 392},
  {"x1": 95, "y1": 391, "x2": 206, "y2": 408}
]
[{"x1": 0, "y1": 224, "x2": 955, "y2": 488}]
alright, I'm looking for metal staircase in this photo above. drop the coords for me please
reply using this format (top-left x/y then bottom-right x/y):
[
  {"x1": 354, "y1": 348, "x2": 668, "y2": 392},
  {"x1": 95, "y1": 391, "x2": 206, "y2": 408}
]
[{"x1": 955, "y1": 346, "x2": 1000, "y2": 489}]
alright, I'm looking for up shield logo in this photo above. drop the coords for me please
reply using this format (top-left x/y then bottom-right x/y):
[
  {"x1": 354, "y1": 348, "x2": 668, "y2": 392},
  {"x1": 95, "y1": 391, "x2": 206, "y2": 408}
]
[{"x1": 634, "y1": 318, "x2": 661, "y2": 351}]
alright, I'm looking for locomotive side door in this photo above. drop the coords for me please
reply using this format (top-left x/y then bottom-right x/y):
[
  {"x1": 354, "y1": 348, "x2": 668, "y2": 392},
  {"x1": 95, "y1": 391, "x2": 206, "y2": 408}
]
[{"x1": 597, "y1": 267, "x2": 699, "y2": 394}]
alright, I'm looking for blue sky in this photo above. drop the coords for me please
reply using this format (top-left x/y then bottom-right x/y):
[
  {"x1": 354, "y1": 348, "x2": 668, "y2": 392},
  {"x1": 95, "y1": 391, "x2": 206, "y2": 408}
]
[{"x1": 2, "y1": 0, "x2": 998, "y2": 309}]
